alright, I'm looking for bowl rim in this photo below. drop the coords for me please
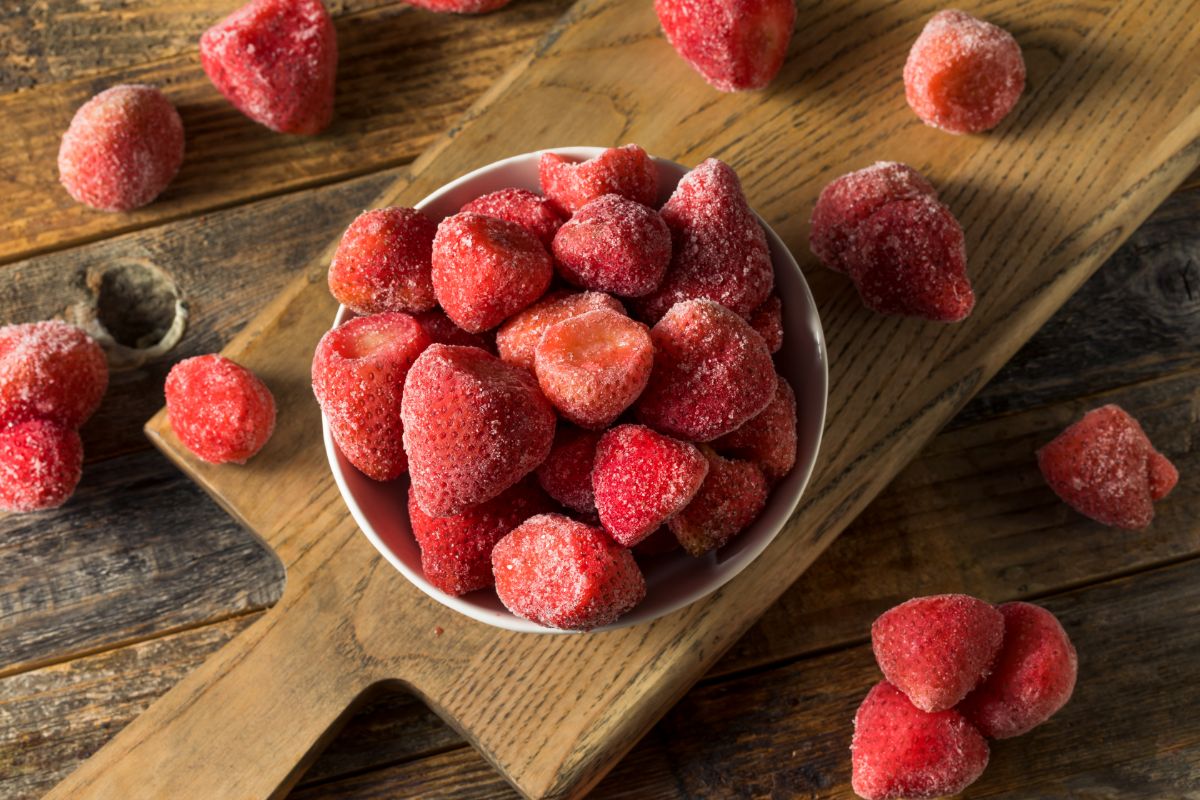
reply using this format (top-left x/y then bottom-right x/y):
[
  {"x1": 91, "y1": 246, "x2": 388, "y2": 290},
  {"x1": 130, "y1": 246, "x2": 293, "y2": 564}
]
[{"x1": 323, "y1": 146, "x2": 829, "y2": 634}]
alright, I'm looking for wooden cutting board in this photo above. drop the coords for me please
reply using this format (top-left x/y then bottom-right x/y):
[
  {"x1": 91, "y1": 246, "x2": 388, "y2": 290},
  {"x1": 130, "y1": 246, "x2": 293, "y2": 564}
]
[{"x1": 48, "y1": 1, "x2": 1200, "y2": 798}]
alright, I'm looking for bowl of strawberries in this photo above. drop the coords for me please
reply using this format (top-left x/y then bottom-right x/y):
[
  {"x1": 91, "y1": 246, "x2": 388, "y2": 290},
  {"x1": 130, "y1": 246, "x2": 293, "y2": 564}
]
[{"x1": 313, "y1": 145, "x2": 827, "y2": 633}]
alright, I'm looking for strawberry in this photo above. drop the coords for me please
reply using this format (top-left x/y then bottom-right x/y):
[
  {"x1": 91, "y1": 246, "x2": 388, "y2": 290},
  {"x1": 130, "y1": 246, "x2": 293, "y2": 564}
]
[
  {"x1": 748, "y1": 294, "x2": 783, "y2": 353},
  {"x1": 551, "y1": 194, "x2": 672, "y2": 297},
  {"x1": 327, "y1": 207, "x2": 438, "y2": 315},
  {"x1": 536, "y1": 425, "x2": 602, "y2": 514},
  {"x1": 654, "y1": 0, "x2": 796, "y2": 92},
  {"x1": 165, "y1": 354, "x2": 276, "y2": 465},
  {"x1": 539, "y1": 145, "x2": 659, "y2": 215},
  {"x1": 496, "y1": 290, "x2": 625, "y2": 371},
  {"x1": 0, "y1": 420, "x2": 83, "y2": 513},
  {"x1": 460, "y1": 188, "x2": 565, "y2": 247},
  {"x1": 0, "y1": 320, "x2": 108, "y2": 430},
  {"x1": 714, "y1": 375, "x2": 797, "y2": 482},
  {"x1": 668, "y1": 446, "x2": 767, "y2": 556}
]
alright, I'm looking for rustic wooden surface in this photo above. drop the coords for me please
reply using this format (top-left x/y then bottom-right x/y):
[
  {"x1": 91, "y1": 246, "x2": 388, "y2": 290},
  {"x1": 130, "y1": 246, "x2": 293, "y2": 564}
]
[{"x1": 1, "y1": 0, "x2": 1198, "y2": 798}]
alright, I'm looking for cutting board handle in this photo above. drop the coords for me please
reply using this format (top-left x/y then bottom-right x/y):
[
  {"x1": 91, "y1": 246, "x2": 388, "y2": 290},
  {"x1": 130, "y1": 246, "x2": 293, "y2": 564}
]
[{"x1": 43, "y1": 572, "x2": 377, "y2": 800}]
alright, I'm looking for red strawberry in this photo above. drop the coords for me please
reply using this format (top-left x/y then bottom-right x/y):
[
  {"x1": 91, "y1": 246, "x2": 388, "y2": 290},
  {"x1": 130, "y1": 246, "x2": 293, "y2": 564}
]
[
  {"x1": 0, "y1": 420, "x2": 83, "y2": 513},
  {"x1": 539, "y1": 145, "x2": 659, "y2": 215},
  {"x1": 669, "y1": 446, "x2": 767, "y2": 556},
  {"x1": 311, "y1": 312, "x2": 430, "y2": 481},
  {"x1": 460, "y1": 188, "x2": 565, "y2": 247},
  {"x1": 714, "y1": 375, "x2": 797, "y2": 482},
  {"x1": 748, "y1": 294, "x2": 783, "y2": 353},
  {"x1": 496, "y1": 291, "x2": 625, "y2": 371},
  {"x1": 654, "y1": 0, "x2": 796, "y2": 92},
  {"x1": 958, "y1": 602, "x2": 1077, "y2": 739},
  {"x1": 636, "y1": 299, "x2": 776, "y2": 442},
  {"x1": 851, "y1": 681, "x2": 989, "y2": 800},
  {"x1": 592, "y1": 424, "x2": 709, "y2": 547},
  {"x1": 408, "y1": 478, "x2": 554, "y2": 597},
  {"x1": 165, "y1": 355, "x2": 277, "y2": 465},
  {"x1": 1037, "y1": 404, "x2": 1178, "y2": 530},
  {"x1": 402, "y1": 345, "x2": 555, "y2": 517},
  {"x1": 492, "y1": 513, "x2": 646, "y2": 630},
  {"x1": 0, "y1": 320, "x2": 108, "y2": 429},
  {"x1": 551, "y1": 194, "x2": 672, "y2": 297},
  {"x1": 327, "y1": 207, "x2": 438, "y2": 315},
  {"x1": 872, "y1": 594, "x2": 1005, "y2": 712},
  {"x1": 431, "y1": 212, "x2": 553, "y2": 333},
  {"x1": 200, "y1": 0, "x2": 337, "y2": 135},
  {"x1": 636, "y1": 159, "x2": 774, "y2": 323},
  {"x1": 536, "y1": 426, "x2": 602, "y2": 514}
]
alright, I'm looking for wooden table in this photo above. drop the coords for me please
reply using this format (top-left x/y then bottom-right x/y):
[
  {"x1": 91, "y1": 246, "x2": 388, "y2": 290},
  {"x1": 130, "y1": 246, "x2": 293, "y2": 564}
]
[{"x1": 2, "y1": 2, "x2": 1198, "y2": 797}]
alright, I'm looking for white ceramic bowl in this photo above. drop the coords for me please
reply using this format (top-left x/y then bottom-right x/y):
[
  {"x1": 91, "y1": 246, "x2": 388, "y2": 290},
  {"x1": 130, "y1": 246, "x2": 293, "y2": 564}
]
[{"x1": 324, "y1": 147, "x2": 828, "y2": 634}]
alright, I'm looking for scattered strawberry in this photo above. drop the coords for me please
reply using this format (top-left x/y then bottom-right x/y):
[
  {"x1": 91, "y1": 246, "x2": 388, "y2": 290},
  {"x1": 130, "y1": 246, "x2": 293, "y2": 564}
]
[
  {"x1": 0, "y1": 320, "x2": 108, "y2": 430},
  {"x1": 57, "y1": 84, "x2": 184, "y2": 211},
  {"x1": 327, "y1": 207, "x2": 438, "y2": 315},
  {"x1": 536, "y1": 425, "x2": 602, "y2": 514},
  {"x1": 312, "y1": 313, "x2": 430, "y2": 480},
  {"x1": 431, "y1": 212, "x2": 553, "y2": 332},
  {"x1": 166, "y1": 354, "x2": 276, "y2": 465},
  {"x1": 748, "y1": 294, "x2": 783, "y2": 353},
  {"x1": 1037, "y1": 404, "x2": 1178, "y2": 529},
  {"x1": 654, "y1": 0, "x2": 796, "y2": 91},
  {"x1": 714, "y1": 375, "x2": 796, "y2": 482},
  {"x1": 200, "y1": 0, "x2": 337, "y2": 134},
  {"x1": 0, "y1": 420, "x2": 83, "y2": 513},
  {"x1": 496, "y1": 291, "x2": 625, "y2": 370},
  {"x1": 851, "y1": 681, "x2": 989, "y2": 800},
  {"x1": 551, "y1": 194, "x2": 671, "y2": 297},
  {"x1": 669, "y1": 446, "x2": 767, "y2": 556},
  {"x1": 402, "y1": 345, "x2": 555, "y2": 517},
  {"x1": 461, "y1": 188, "x2": 565, "y2": 246},
  {"x1": 592, "y1": 424, "x2": 709, "y2": 547},
  {"x1": 539, "y1": 145, "x2": 659, "y2": 215},
  {"x1": 492, "y1": 513, "x2": 646, "y2": 630}
]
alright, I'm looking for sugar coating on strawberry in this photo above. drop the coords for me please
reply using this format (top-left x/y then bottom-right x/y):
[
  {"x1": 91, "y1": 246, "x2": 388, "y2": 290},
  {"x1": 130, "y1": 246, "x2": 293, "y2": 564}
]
[
  {"x1": 714, "y1": 375, "x2": 796, "y2": 482},
  {"x1": 748, "y1": 294, "x2": 783, "y2": 353},
  {"x1": 408, "y1": 478, "x2": 554, "y2": 597},
  {"x1": 328, "y1": 207, "x2": 438, "y2": 315},
  {"x1": 0, "y1": 421, "x2": 83, "y2": 513},
  {"x1": 958, "y1": 602, "x2": 1077, "y2": 739},
  {"x1": 165, "y1": 354, "x2": 276, "y2": 465},
  {"x1": 461, "y1": 188, "x2": 565, "y2": 247},
  {"x1": 534, "y1": 309, "x2": 653, "y2": 429},
  {"x1": 431, "y1": 212, "x2": 553, "y2": 333},
  {"x1": 809, "y1": 162, "x2": 938, "y2": 274},
  {"x1": 492, "y1": 513, "x2": 646, "y2": 630},
  {"x1": 414, "y1": 310, "x2": 493, "y2": 351},
  {"x1": 312, "y1": 313, "x2": 430, "y2": 480},
  {"x1": 539, "y1": 145, "x2": 659, "y2": 215},
  {"x1": 636, "y1": 159, "x2": 773, "y2": 323},
  {"x1": 852, "y1": 681, "x2": 989, "y2": 800},
  {"x1": 654, "y1": 0, "x2": 796, "y2": 92},
  {"x1": 669, "y1": 446, "x2": 767, "y2": 556},
  {"x1": 904, "y1": 10, "x2": 1025, "y2": 135},
  {"x1": 552, "y1": 194, "x2": 672, "y2": 297},
  {"x1": 632, "y1": 525, "x2": 681, "y2": 557},
  {"x1": 0, "y1": 320, "x2": 108, "y2": 430},
  {"x1": 402, "y1": 0, "x2": 511, "y2": 13},
  {"x1": 1037, "y1": 404, "x2": 1177, "y2": 530},
  {"x1": 57, "y1": 85, "x2": 184, "y2": 212},
  {"x1": 636, "y1": 299, "x2": 776, "y2": 442},
  {"x1": 402, "y1": 345, "x2": 556, "y2": 517},
  {"x1": 593, "y1": 424, "x2": 709, "y2": 547},
  {"x1": 200, "y1": 0, "x2": 337, "y2": 134},
  {"x1": 496, "y1": 291, "x2": 625, "y2": 371},
  {"x1": 536, "y1": 426, "x2": 602, "y2": 514},
  {"x1": 872, "y1": 594, "x2": 1005, "y2": 713}
]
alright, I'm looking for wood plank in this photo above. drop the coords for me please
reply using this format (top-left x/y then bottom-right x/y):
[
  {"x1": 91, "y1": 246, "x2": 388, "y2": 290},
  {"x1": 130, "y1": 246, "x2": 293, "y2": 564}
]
[{"x1": 0, "y1": 0, "x2": 567, "y2": 264}]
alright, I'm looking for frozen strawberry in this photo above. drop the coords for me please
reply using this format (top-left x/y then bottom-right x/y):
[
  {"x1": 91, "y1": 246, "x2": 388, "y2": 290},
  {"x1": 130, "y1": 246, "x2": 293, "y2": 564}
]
[
  {"x1": 872, "y1": 594, "x2": 1005, "y2": 713},
  {"x1": 632, "y1": 526, "x2": 681, "y2": 557},
  {"x1": 534, "y1": 309, "x2": 653, "y2": 429},
  {"x1": 57, "y1": 84, "x2": 184, "y2": 212},
  {"x1": 1037, "y1": 404, "x2": 1177, "y2": 530},
  {"x1": 536, "y1": 425, "x2": 602, "y2": 514},
  {"x1": 461, "y1": 188, "x2": 564, "y2": 247},
  {"x1": 654, "y1": 0, "x2": 796, "y2": 92},
  {"x1": 0, "y1": 320, "x2": 108, "y2": 430},
  {"x1": 414, "y1": 310, "x2": 492, "y2": 351},
  {"x1": 0, "y1": 420, "x2": 83, "y2": 513},
  {"x1": 669, "y1": 447, "x2": 767, "y2": 556},
  {"x1": 539, "y1": 145, "x2": 659, "y2": 215},
  {"x1": 402, "y1": 345, "x2": 555, "y2": 517},
  {"x1": 636, "y1": 299, "x2": 775, "y2": 442},
  {"x1": 552, "y1": 194, "x2": 671, "y2": 297},
  {"x1": 492, "y1": 513, "x2": 646, "y2": 630},
  {"x1": 166, "y1": 354, "x2": 276, "y2": 465},
  {"x1": 327, "y1": 207, "x2": 438, "y2": 315},
  {"x1": 496, "y1": 291, "x2": 625, "y2": 371},
  {"x1": 851, "y1": 681, "x2": 989, "y2": 800},
  {"x1": 959, "y1": 602, "x2": 1077, "y2": 739},
  {"x1": 408, "y1": 478, "x2": 554, "y2": 596},
  {"x1": 809, "y1": 162, "x2": 938, "y2": 274},
  {"x1": 636, "y1": 159, "x2": 773, "y2": 322},
  {"x1": 312, "y1": 313, "x2": 430, "y2": 480},
  {"x1": 714, "y1": 375, "x2": 796, "y2": 482},
  {"x1": 431, "y1": 212, "x2": 553, "y2": 333},
  {"x1": 593, "y1": 424, "x2": 708, "y2": 546},
  {"x1": 748, "y1": 294, "x2": 783, "y2": 353},
  {"x1": 904, "y1": 10, "x2": 1025, "y2": 135},
  {"x1": 403, "y1": 0, "x2": 511, "y2": 13},
  {"x1": 200, "y1": 0, "x2": 337, "y2": 134}
]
